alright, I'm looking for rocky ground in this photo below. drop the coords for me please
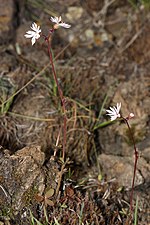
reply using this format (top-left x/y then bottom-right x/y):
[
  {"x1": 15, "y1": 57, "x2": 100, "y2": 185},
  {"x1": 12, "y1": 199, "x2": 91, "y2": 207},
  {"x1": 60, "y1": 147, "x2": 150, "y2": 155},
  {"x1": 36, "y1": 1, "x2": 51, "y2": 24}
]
[{"x1": 0, "y1": 0, "x2": 150, "y2": 224}]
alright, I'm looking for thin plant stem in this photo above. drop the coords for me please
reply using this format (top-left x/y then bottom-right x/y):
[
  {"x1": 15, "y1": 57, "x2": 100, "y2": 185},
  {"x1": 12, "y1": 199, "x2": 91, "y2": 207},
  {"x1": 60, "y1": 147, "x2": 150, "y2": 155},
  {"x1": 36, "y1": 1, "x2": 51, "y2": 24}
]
[
  {"x1": 134, "y1": 197, "x2": 139, "y2": 225},
  {"x1": 55, "y1": 159, "x2": 67, "y2": 197},
  {"x1": 46, "y1": 38, "x2": 67, "y2": 161},
  {"x1": 122, "y1": 117, "x2": 139, "y2": 212}
]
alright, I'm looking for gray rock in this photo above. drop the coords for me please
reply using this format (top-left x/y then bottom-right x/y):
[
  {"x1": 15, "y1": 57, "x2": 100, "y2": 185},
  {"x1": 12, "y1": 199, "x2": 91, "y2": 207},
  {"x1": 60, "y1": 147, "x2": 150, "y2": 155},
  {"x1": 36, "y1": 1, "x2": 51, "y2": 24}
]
[
  {"x1": 0, "y1": 146, "x2": 45, "y2": 215},
  {"x1": 97, "y1": 153, "x2": 150, "y2": 188}
]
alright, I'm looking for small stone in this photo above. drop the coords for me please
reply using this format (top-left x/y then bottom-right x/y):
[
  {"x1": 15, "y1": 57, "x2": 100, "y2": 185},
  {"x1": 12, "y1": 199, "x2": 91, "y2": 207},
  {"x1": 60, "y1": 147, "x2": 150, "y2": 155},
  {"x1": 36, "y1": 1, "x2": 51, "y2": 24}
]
[
  {"x1": 0, "y1": 0, "x2": 14, "y2": 43},
  {"x1": 85, "y1": 29, "x2": 94, "y2": 42},
  {"x1": 66, "y1": 7, "x2": 83, "y2": 22}
]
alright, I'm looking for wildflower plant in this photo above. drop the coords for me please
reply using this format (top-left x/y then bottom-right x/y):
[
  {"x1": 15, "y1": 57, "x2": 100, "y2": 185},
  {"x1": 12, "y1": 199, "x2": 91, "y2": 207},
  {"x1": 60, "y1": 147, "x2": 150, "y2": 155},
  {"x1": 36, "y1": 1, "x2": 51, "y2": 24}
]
[
  {"x1": 25, "y1": 16, "x2": 71, "y2": 161},
  {"x1": 24, "y1": 15, "x2": 138, "y2": 220},
  {"x1": 106, "y1": 103, "x2": 138, "y2": 213}
]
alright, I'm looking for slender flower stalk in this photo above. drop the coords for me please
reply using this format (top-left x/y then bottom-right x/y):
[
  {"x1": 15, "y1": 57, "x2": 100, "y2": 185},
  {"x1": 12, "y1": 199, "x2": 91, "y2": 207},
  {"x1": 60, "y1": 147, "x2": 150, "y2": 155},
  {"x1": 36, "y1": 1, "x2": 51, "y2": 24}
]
[
  {"x1": 24, "y1": 17, "x2": 71, "y2": 160},
  {"x1": 122, "y1": 117, "x2": 138, "y2": 212},
  {"x1": 46, "y1": 38, "x2": 67, "y2": 160},
  {"x1": 106, "y1": 103, "x2": 138, "y2": 212}
]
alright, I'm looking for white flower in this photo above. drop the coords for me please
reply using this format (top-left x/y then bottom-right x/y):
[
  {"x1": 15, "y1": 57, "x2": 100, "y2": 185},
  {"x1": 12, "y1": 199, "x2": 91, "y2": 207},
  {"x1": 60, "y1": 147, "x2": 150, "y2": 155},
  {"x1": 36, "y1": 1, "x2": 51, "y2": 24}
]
[
  {"x1": 24, "y1": 22, "x2": 41, "y2": 45},
  {"x1": 50, "y1": 16, "x2": 71, "y2": 29},
  {"x1": 106, "y1": 102, "x2": 121, "y2": 121}
]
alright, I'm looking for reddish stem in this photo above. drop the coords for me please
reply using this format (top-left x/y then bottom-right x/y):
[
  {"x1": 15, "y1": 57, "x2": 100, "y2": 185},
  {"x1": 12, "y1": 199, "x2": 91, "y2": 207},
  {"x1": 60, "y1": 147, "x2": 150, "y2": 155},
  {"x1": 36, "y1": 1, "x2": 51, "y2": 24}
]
[
  {"x1": 46, "y1": 38, "x2": 67, "y2": 160},
  {"x1": 123, "y1": 117, "x2": 139, "y2": 212}
]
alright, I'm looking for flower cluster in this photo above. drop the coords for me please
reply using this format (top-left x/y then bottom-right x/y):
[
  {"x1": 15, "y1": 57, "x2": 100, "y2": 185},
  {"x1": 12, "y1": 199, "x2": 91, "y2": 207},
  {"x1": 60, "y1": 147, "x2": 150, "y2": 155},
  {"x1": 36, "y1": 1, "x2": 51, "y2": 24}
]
[{"x1": 24, "y1": 16, "x2": 71, "y2": 45}]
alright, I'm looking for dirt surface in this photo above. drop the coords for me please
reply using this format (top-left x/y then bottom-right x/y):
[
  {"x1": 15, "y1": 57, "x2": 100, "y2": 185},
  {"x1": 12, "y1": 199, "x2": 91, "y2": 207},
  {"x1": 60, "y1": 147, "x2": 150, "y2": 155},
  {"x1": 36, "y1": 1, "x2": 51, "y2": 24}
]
[{"x1": 0, "y1": 0, "x2": 150, "y2": 224}]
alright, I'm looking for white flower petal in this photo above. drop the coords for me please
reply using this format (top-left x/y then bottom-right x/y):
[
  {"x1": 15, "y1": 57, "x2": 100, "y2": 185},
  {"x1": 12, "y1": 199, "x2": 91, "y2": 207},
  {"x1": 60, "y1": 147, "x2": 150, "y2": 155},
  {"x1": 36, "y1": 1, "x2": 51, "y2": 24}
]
[
  {"x1": 117, "y1": 103, "x2": 121, "y2": 111},
  {"x1": 106, "y1": 109, "x2": 114, "y2": 115},
  {"x1": 110, "y1": 115, "x2": 117, "y2": 121},
  {"x1": 24, "y1": 33, "x2": 33, "y2": 38},
  {"x1": 50, "y1": 16, "x2": 57, "y2": 23},
  {"x1": 24, "y1": 31, "x2": 35, "y2": 38},
  {"x1": 59, "y1": 22, "x2": 71, "y2": 28},
  {"x1": 109, "y1": 106, "x2": 116, "y2": 113},
  {"x1": 58, "y1": 16, "x2": 62, "y2": 23},
  {"x1": 31, "y1": 22, "x2": 36, "y2": 30},
  {"x1": 116, "y1": 103, "x2": 121, "y2": 111},
  {"x1": 26, "y1": 30, "x2": 34, "y2": 34},
  {"x1": 31, "y1": 37, "x2": 36, "y2": 45}
]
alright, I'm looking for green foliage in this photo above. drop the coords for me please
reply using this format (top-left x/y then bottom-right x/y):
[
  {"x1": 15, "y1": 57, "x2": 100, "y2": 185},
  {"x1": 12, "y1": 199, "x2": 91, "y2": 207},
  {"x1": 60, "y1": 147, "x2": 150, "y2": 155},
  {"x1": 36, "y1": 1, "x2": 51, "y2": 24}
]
[
  {"x1": 141, "y1": 0, "x2": 150, "y2": 7},
  {"x1": 43, "y1": 73, "x2": 58, "y2": 97},
  {"x1": 30, "y1": 208, "x2": 62, "y2": 225},
  {"x1": 0, "y1": 95, "x2": 14, "y2": 115},
  {"x1": 30, "y1": 208, "x2": 49, "y2": 225},
  {"x1": 0, "y1": 77, "x2": 15, "y2": 115},
  {"x1": 128, "y1": 0, "x2": 150, "y2": 8}
]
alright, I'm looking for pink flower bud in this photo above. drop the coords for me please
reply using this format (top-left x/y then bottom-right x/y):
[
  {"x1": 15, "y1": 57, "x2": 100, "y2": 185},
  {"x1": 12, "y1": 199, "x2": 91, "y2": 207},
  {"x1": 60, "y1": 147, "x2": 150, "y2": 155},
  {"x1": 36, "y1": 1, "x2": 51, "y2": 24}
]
[{"x1": 126, "y1": 113, "x2": 134, "y2": 120}]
